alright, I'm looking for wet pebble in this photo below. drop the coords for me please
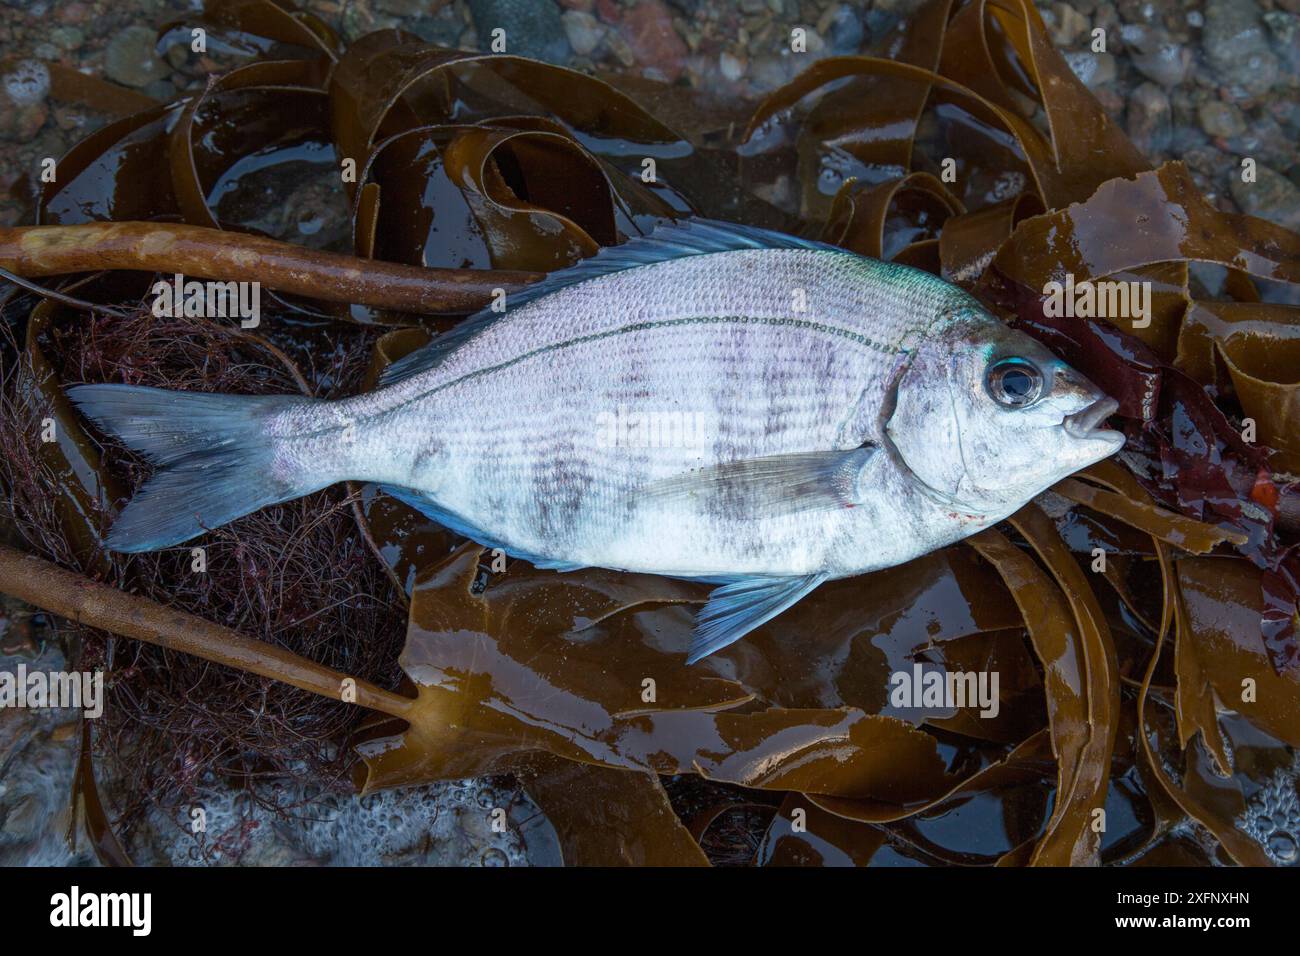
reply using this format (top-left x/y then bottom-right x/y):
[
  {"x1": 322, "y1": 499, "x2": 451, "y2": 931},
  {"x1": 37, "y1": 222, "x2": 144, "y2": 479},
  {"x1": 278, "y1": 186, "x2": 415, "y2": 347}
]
[
  {"x1": 618, "y1": 0, "x2": 689, "y2": 82},
  {"x1": 375, "y1": 0, "x2": 430, "y2": 15},
  {"x1": 1125, "y1": 80, "x2": 1172, "y2": 155},
  {"x1": 1121, "y1": 24, "x2": 1191, "y2": 87},
  {"x1": 1048, "y1": 1, "x2": 1090, "y2": 47},
  {"x1": 1064, "y1": 49, "x2": 1118, "y2": 88},
  {"x1": 719, "y1": 50, "x2": 746, "y2": 83},
  {"x1": 1263, "y1": 12, "x2": 1300, "y2": 74},
  {"x1": 1230, "y1": 163, "x2": 1300, "y2": 233},
  {"x1": 1197, "y1": 99, "x2": 1246, "y2": 139},
  {"x1": 105, "y1": 24, "x2": 170, "y2": 88},
  {"x1": 467, "y1": 0, "x2": 571, "y2": 63},
  {"x1": 2, "y1": 59, "x2": 49, "y2": 108},
  {"x1": 824, "y1": 3, "x2": 864, "y2": 55},
  {"x1": 1202, "y1": 0, "x2": 1280, "y2": 98},
  {"x1": 562, "y1": 9, "x2": 604, "y2": 56}
]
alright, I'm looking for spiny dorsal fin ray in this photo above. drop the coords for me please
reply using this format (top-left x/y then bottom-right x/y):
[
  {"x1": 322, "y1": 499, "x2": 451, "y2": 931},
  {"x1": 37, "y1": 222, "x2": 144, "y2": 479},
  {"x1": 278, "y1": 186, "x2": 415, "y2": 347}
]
[{"x1": 378, "y1": 217, "x2": 842, "y2": 387}]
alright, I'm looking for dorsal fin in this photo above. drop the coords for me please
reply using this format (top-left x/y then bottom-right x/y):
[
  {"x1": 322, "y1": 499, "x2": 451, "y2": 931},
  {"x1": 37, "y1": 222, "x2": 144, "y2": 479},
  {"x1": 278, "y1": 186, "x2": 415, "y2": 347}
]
[{"x1": 378, "y1": 217, "x2": 842, "y2": 387}]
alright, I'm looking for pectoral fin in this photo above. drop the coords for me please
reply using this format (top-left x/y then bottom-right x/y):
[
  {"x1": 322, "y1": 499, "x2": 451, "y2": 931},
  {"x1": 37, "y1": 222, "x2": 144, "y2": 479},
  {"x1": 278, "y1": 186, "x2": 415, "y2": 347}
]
[
  {"x1": 636, "y1": 446, "x2": 875, "y2": 519},
  {"x1": 688, "y1": 574, "x2": 827, "y2": 664}
]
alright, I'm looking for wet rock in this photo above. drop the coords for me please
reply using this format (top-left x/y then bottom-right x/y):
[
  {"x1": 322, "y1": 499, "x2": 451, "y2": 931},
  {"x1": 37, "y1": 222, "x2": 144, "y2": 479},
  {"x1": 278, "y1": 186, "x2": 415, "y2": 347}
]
[
  {"x1": 562, "y1": 9, "x2": 604, "y2": 56},
  {"x1": 1264, "y1": 11, "x2": 1299, "y2": 45},
  {"x1": 1048, "y1": 2, "x2": 1090, "y2": 47},
  {"x1": 48, "y1": 26, "x2": 85, "y2": 52},
  {"x1": 1230, "y1": 115, "x2": 1299, "y2": 173},
  {"x1": 1120, "y1": 24, "x2": 1191, "y2": 86},
  {"x1": 865, "y1": 8, "x2": 900, "y2": 37},
  {"x1": 750, "y1": 53, "x2": 791, "y2": 92},
  {"x1": 143, "y1": 79, "x2": 175, "y2": 102},
  {"x1": 618, "y1": 0, "x2": 688, "y2": 82},
  {"x1": 1064, "y1": 49, "x2": 1118, "y2": 88},
  {"x1": 1093, "y1": 2, "x2": 1121, "y2": 44},
  {"x1": 1230, "y1": 164, "x2": 1300, "y2": 233},
  {"x1": 105, "y1": 25, "x2": 170, "y2": 88},
  {"x1": 1125, "y1": 81, "x2": 1172, "y2": 156},
  {"x1": 56, "y1": 1, "x2": 92, "y2": 24},
  {"x1": 467, "y1": 0, "x2": 571, "y2": 63},
  {"x1": 409, "y1": 10, "x2": 466, "y2": 48},
  {"x1": 376, "y1": 0, "x2": 430, "y2": 14},
  {"x1": 1202, "y1": 0, "x2": 1279, "y2": 98},
  {"x1": 1, "y1": 60, "x2": 50, "y2": 109},
  {"x1": 13, "y1": 102, "x2": 48, "y2": 141},
  {"x1": 1117, "y1": 0, "x2": 1160, "y2": 23},
  {"x1": 1263, "y1": 12, "x2": 1300, "y2": 74},
  {"x1": 1197, "y1": 99, "x2": 1246, "y2": 139},
  {"x1": 719, "y1": 50, "x2": 746, "y2": 82},
  {"x1": 822, "y1": 4, "x2": 864, "y2": 54}
]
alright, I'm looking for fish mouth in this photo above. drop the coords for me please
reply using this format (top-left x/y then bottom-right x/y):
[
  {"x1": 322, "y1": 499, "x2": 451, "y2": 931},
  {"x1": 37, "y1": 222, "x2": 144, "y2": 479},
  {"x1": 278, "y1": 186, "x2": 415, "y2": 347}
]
[{"x1": 1062, "y1": 397, "x2": 1122, "y2": 444}]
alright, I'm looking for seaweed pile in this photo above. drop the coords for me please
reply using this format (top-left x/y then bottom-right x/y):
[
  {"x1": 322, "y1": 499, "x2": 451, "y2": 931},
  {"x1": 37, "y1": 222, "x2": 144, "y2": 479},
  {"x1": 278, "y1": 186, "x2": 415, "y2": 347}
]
[{"x1": 0, "y1": 0, "x2": 1298, "y2": 866}]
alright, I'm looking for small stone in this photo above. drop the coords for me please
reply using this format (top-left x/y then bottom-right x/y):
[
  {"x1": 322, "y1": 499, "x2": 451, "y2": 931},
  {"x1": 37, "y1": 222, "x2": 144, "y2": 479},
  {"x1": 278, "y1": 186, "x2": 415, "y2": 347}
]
[
  {"x1": 105, "y1": 25, "x2": 170, "y2": 88},
  {"x1": 10, "y1": 102, "x2": 48, "y2": 141},
  {"x1": 1197, "y1": 99, "x2": 1245, "y2": 138},
  {"x1": 1093, "y1": 3, "x2": 1120, "y2": 29},
  {"x1": 1125, "y1": 81, "x2": 1172, "y2": 156},
  {"x1": 57, "y1": 1, "x2": 91, "y2": 24},
  {"x1": 2, "y1": 60, "x2": 50, "y2": 108},
  {"x1": 375, "y1": 0, "x2": 429, "y2": 15},
  {"x1": 1231, "y1": 164, "x2": 1300, "y2": 234},
  {"x1": 561, "y1": 10, "x2": 604, "y2": 55},
  {"x1": 467, "y1": 0, "x2": 571, "y2": 63},
  {"x1": 1230, "y1": 116, "x2": 1300, "y2": 175},
  {"x1": 750, "y1": 53, "x2": 790, "y2": 91},
  {"x1": 143, "y1": 79, "x2": 176, "y2": 102},
  {"x1": 619, "y1": 0, "x2": 688, "y2": 82},
  {"x1": 410, "y1": 9, "x2": 465, "y2": 47},
  {"x1": 1263, "y1": 11, "x2": 1299, "y2": 44},
  {"x1": 1117, "y1": 0, "x2": 1158, "y2": 24},
  {"x1": 1263, "y1": 12, "x2": 1300, "y2": 73},
  {"x1": 719, "y1": 50, "x2": 746, "y2": 82},
  {"x1": 1121, "y1": 25, "x2": 1191, "y2": 86},
  {"x1": 798, "y1": 26, "x2": 826, "y2": 54},
  {"x1": 49, "y1": 26, "x2": 85, "y2": 51},
  {"x1": 1063, "y1": 50, "x2": 1118, "y2": 87},
  {"x1": 605, "y1": 31, "x2": 637, "y2": 68},
  {"x1": 1202, "y1": 0, "x2": 1279, "y2": 98},
  {"x1": 825, "y1": 4, "x2": 864, "y2": 55},
  {"x1": 1050, "y1": 1, "x2": 1089, "y2": 46}
]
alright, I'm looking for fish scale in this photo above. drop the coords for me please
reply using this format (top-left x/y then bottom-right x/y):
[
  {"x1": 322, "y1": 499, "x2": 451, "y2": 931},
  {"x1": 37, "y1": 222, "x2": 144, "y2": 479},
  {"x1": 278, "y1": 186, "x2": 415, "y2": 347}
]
[
  {"x1": 69, "y1": 218, "x2": 1125, "y2": 662},
  {"x1": 349, "y1": 255, "x2": 941, "y2": 572}
]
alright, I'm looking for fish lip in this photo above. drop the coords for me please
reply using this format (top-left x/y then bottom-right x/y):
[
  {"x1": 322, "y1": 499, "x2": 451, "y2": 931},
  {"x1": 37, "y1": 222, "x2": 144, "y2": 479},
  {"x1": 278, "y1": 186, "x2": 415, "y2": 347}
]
[{"x1": 1062, "y1": 396, "x2": 1121, "y2": 442}]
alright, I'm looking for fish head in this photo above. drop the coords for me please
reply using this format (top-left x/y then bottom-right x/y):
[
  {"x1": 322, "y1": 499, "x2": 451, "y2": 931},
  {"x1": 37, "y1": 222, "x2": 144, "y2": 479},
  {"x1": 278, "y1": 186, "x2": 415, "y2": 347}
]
[{"x1": 884, "y1": 304, "x2": 1125, "y2": 515}]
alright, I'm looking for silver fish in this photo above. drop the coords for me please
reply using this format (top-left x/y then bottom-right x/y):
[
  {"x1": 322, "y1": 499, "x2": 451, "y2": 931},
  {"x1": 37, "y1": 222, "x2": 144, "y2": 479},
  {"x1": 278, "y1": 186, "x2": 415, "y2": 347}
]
[{"x1": 70, "y1": 219, "x2": 1125, "y2": 662}]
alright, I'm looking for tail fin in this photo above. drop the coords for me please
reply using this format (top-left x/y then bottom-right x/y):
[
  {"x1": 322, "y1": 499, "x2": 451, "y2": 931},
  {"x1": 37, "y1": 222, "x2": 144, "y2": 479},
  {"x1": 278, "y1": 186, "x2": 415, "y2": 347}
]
[{"x1": 68, "y1": 383, "x2": 324, "y2": 553}]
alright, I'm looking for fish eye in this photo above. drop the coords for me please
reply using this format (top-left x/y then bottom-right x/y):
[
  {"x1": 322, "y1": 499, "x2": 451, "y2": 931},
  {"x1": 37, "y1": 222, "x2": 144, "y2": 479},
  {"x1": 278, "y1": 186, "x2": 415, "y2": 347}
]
[{"x1": 986, "y1": 358, "x2": 1044, "y2": 408}]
